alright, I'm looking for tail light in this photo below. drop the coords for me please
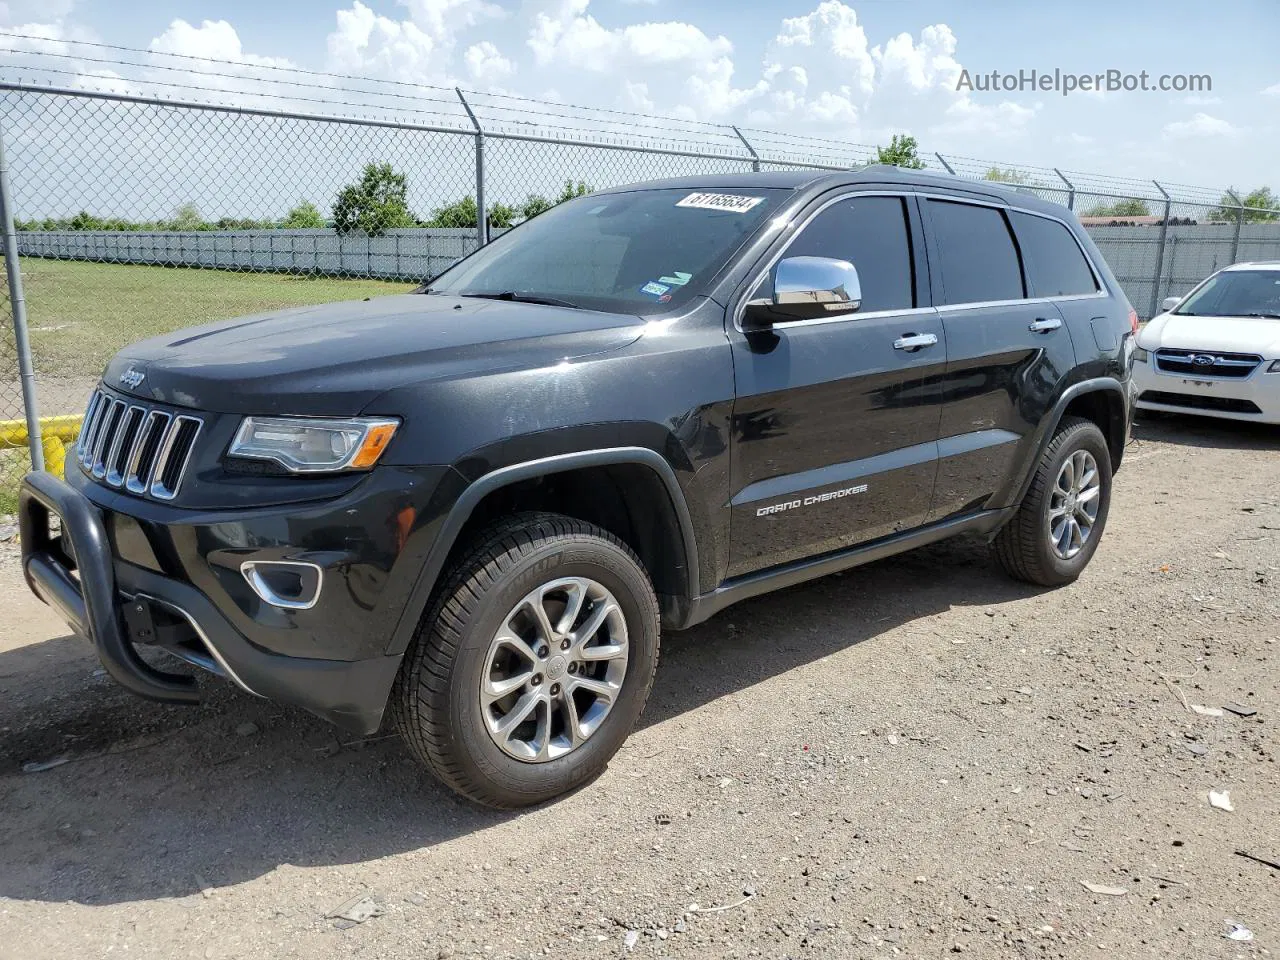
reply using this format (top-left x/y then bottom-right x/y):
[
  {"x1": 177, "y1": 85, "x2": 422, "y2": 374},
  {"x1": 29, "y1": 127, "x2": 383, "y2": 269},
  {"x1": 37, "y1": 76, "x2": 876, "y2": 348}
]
[{"x1": 1128, "y1": 308, "x2": 1139, "y2": 334}]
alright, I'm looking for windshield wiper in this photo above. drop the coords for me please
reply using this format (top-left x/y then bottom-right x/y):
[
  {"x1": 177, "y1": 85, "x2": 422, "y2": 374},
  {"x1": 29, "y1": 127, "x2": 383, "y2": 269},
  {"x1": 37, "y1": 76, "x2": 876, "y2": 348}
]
[
  {"x1": 1247, "y1": 311, "x2": 1280, "y2": 319},
  {"x1": 459, "y1": 291, "x2": 582, "y2": 309}
]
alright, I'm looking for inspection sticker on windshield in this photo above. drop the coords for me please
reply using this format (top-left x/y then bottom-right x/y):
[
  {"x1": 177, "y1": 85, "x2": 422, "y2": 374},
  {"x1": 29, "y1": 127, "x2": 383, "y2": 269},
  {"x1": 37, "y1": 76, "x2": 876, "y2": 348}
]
[{"x1": 676, "y1": 192, "x2": 764, "y2": 213}]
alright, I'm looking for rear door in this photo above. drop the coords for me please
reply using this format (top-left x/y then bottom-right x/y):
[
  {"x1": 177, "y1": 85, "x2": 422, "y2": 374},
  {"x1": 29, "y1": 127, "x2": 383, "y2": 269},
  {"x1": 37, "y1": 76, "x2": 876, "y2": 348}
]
[
  {"x1": 922, "y1": 197, "x2": 1079, "y2": 520},
  {"x1": 726, "y1": 192, "x2": 946, "y2": 579}
]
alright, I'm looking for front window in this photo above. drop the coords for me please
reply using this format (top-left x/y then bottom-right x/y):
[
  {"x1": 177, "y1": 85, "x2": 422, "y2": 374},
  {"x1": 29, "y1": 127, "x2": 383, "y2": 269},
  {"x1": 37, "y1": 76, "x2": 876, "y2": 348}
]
[
  {"x1": 425, "y1": 187, "x2": 788, "y2": 315},
  {"x1": 1176, "y1": 269, "x2": 1280, "y2": 319}
]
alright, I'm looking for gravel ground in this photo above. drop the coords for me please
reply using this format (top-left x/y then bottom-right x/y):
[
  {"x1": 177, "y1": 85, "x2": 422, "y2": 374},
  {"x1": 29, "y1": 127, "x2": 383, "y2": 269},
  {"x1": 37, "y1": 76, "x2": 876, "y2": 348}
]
[{"x1": 0, "y1": 413, "x2": 1277, "y2": 960}]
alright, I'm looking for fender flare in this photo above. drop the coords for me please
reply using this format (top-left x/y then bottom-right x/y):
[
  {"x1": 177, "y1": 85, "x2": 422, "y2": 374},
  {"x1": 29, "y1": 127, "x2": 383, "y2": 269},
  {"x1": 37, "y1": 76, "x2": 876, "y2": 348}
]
[
  {"x1": 1005, "y1": 377, "x2": 1129, "y2": 509},
  {"x1": 385, "y1": 447, "x2": 701, "y2": 655}
]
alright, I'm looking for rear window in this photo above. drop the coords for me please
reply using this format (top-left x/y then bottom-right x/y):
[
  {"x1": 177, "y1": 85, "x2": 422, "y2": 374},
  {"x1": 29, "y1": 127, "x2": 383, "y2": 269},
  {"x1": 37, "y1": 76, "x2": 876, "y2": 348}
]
[
  {"x1": 1011, "y1": 211, "x2": 1098, "y2": 297},
  {"x1": 927, "y1": 200, "x2": 1025, "y2": 305}
]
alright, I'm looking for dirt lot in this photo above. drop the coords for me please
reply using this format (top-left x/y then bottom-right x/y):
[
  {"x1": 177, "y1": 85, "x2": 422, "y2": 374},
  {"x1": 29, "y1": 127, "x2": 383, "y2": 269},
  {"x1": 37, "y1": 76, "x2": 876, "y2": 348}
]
[{"x1": 0, "y1": 413, "x2": 1276, "y2": 960}]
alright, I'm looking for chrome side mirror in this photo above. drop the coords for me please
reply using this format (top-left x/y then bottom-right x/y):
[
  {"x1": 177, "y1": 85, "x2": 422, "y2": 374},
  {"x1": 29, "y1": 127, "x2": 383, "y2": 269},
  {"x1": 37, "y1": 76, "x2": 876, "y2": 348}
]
[
  {"x1": 743, "y1": 256, "x2": 862, "y2": 329},
  {"x1": 1161, "y1": 295, "x2": 1182, "y2": 313}
]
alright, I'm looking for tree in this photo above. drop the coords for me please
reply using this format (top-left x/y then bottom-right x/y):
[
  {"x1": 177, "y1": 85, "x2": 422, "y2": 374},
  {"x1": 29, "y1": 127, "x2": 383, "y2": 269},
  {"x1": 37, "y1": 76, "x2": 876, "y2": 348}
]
[
  {"x1": 1210, "y1": 186, "x2": 1280, "y2": 223},
  {"x1": 517, "y1": 180, "x2": 593, "y2": 222},
  {"x1": 281, "y1": 201, "x2": 326, "y2": 229},
  {"x1": 1083, "y1": 198, "x2": 1151, "y2": 218},
  {"x1": 332, "y1": 163, "x2": 414, "y2": 236},
  {"x1": 874, "y1": 134, "x2": 925, "y2": 169},
  {"x1": 556, "y1": 179, "x2": 592, "y2": 202},
  {"x1": 167, "y1": 203, "x2": 207, "y2": 231},
  {"x1": 425, "y1": 195, "x2": 479, "y2": 228},
  {"x1": 519, "y1": 194, "x2": 553, "y2": 221},
  {"x1": 984, "y1": 166, "x2": 1030, "y2": 185},
  {"x1": 488, "y1": 202, "x2": 517, "y2": 229}
]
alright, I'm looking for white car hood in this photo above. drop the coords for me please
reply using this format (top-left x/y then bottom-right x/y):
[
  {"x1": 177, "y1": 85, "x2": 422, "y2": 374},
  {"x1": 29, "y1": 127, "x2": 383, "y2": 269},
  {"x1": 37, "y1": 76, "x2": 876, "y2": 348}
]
[{"x1": 1140, "y1": 312, "x2": 1280, "y2": 357}]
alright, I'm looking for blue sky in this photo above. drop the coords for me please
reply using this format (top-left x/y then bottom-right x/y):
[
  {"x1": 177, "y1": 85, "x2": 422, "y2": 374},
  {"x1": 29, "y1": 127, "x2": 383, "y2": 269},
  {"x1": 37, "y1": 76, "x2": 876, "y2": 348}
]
[{"x1": 3, "y1": 0, "x2": 1278, "y2": 191}]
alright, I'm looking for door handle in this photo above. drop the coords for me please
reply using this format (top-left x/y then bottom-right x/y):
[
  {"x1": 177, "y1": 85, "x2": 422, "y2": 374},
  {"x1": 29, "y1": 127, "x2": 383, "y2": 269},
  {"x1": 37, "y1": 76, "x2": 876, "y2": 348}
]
[
  {"x1": 893, "y1": 333, "x2": 938, "y2": 351},
  {"x1": 1029, "y1": 317, "x2": 1062, "y2": 333}
]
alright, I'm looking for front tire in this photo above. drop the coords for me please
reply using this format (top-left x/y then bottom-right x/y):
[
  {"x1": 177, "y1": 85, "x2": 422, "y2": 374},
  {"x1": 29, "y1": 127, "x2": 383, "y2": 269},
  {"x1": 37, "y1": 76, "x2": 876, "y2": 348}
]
[
  {"x1": 393, "y1": 512, "x2": 660, "y2": 808},
  {"x1": 993, "y1": 416, "x2": 1113, "y2": 587}
]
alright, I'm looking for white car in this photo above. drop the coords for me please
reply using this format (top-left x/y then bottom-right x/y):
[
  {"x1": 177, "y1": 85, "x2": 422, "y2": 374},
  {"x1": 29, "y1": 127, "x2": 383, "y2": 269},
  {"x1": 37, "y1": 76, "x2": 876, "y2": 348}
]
[{"x1": 1133, "y1": 261, "x2": 1280, "y2": 424}]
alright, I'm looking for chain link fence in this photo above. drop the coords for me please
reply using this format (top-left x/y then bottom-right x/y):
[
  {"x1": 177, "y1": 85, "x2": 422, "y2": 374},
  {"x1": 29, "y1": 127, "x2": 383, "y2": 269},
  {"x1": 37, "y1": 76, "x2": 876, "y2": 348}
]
[{"x1": 2, "y1": 79, "x2": 1279, "y2": 506}]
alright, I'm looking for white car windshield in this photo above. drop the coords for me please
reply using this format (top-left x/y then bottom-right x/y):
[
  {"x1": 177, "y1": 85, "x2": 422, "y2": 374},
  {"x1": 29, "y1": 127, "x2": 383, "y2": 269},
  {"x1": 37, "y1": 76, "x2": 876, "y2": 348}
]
[
  {"x1": 1176, "y1": 269, "x2": 1280, "y2": 319},
  {"x1": 423, "y1": 187, "x2": 787, "y2": 315}
]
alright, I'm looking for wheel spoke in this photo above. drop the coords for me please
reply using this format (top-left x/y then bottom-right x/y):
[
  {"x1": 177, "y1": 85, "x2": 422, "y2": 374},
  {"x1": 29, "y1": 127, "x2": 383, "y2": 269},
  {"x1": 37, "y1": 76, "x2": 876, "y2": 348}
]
[
  {"x1": 493, "y1": 629, "x2": 540, "y2": 667},
  {"x1": 523, "y1": 592, "x2": 558, "y2": 647},
  {"x1": 483, "y1": 670, "x2": 533, "y2": 703},
  {"x1": 533, "y1": 698, "x2": 551, "y2": 761},
  {"x1": 559, "y1": 690, "x2": 585, "y2": 746},
  {"x1": 571, "y1": 675, "x2": 619, "y2": 704},
  {"x1": 494, "y1": 690, "x2": 539, "y2": 738},
  {"x1": 579, "y1": 641, "x2": 626, "y2": 662},
  {"x1": 1076, "y1": 485, "x2": 1100, "y2": 505},
  {"x1": 571, "y1": 600, "x2": 616, "y2": 650},
  {"x1": 555, "y1": 579, "x2": 590, "y2": 635}
]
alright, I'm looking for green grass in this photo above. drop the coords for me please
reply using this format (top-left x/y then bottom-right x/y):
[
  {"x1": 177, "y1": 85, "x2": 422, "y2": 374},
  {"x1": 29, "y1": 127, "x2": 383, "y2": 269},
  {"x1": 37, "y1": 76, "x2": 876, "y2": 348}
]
[{"x1": 20, "y1": 258, "x2": 419, "y2": 378}]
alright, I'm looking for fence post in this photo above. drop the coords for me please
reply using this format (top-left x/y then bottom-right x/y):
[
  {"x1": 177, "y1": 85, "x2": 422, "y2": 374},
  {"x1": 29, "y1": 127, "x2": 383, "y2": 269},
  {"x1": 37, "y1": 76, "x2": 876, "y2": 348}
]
[
  {"x1": 456, "y1": 88, "x2": 487, "y2": 248},
  {"x1": 731, "y1": 126, "x2": 760, "y2": 172},
  {"x1": 0, "y1": 117, "x2": 43, "y2": 471},
  {"x1": 1225, "y1": 188, "x2": 1243, "y2": 264},
  {"x1": 934, "y1": 153, "x2": 956, "y2": 175},
  {"x1": 1054, "y1": 167, "x2": 1075, "y2": 211},
  {"x1": 1149, "y1": 181, "x2": 1172, "y2": 320}
]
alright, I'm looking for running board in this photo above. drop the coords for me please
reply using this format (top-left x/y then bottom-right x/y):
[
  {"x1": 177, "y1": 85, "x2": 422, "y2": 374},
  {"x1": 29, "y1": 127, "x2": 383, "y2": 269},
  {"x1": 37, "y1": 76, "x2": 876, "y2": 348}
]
[{"x1": 680, "y1": 508, "x2": 1013, "y2": 628}]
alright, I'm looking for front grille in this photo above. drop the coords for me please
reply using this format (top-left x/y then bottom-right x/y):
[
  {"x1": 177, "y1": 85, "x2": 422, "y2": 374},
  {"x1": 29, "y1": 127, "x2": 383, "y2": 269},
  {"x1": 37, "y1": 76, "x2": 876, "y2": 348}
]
[
  {"x1": 1139, "y1": 390, "x2": 1262, "y2": 415},
  {"x1": 78, "y1": 388, "x2": 203, "y2": 500},
  {"x1": 1155, "y1": 348, "x2": 1261, "y2": 379}
]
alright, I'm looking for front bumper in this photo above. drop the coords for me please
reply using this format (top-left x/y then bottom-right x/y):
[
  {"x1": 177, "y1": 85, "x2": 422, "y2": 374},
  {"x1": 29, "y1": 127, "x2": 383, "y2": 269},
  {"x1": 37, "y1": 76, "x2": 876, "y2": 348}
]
[
  {"x1": 18, "y1": 468, "x2": 453, "y2": 734},
  {"x1": 1132, "y1": 358, "x2": 1280, "y2": 424}
]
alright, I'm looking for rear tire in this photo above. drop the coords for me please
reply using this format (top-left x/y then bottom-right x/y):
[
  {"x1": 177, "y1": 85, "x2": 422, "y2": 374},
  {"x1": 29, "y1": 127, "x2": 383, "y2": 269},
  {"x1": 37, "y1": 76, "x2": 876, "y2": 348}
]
[
  {"x1": 392, "y1": 512, "x2": 660, "y2": 808},
  {"x1": 993, "y1": 416, "x2": 1113, "y2": 587}
]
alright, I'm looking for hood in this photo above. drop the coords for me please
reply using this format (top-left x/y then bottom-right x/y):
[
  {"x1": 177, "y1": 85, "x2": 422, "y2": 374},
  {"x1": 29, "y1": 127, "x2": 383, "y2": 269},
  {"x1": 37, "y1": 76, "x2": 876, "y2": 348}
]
[
  {"x1": 1139, "y1": 312, "x2": 1280, "y2": 357},
  {"x1": 102, "y1": 294, "x2": 644, "y2": 415}
]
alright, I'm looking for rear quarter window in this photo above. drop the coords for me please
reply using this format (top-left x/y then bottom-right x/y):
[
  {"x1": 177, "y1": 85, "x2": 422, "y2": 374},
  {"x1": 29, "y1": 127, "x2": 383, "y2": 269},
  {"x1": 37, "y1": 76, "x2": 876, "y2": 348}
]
[{"x1": 1010, "y1": 211, "x2": 1099, "y2": 297}]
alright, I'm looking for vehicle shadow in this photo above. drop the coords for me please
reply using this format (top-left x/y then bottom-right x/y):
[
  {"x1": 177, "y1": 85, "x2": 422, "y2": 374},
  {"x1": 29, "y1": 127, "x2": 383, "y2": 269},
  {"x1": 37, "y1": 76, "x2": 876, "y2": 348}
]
[
  {"x1": 1131, "y1": 411, "x2": 1280, "y2": 451},
  {"x1": 0, "y1": 534, "x2": 1038, "y2": 906}
]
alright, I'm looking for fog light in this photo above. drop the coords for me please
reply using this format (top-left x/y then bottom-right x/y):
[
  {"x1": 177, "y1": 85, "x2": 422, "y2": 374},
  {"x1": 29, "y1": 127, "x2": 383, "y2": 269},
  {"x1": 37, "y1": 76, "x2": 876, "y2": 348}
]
[{"x1": 241, "y1": 560, "x2": 323, "y2": 610}]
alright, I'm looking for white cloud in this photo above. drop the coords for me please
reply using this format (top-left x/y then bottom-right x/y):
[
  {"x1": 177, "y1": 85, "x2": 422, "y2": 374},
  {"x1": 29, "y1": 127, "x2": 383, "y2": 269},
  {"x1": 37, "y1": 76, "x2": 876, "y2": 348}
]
[
  {"x1": 1263, "y1": 82, "x2": 1280, "y2": 97},
  {"x1": 934, "y1": 97, "x2": 1038, "y2": 138},
  {"x1": 327, "y1": 1, "x2": 436, "y2": 78},
  {"x1": 1162, "y1": 112, "x2": 1242, "y2": 140},
  {"x1": 150, "y1": 18, "x2": 293, "y2": 67},
  {"x1": 1180, "y1": 94, "x2": 1221, "y2": 106},
  {"x1": 464, "y1": 39, "x2": 513, "y2": 85}
]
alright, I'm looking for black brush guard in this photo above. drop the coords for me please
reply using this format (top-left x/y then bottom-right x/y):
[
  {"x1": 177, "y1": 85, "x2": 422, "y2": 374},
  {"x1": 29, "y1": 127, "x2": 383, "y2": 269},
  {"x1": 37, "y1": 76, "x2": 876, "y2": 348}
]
[{"x1": 18, "y1": 470, "x2": 200, "y2": 703}]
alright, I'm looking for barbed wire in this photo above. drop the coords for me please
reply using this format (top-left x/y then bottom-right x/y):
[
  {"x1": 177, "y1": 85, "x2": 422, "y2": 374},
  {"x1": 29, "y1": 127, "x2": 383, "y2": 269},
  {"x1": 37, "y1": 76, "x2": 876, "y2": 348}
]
[{"x1": 0, "y1": 35, "x2": 1269, "y2": 210}]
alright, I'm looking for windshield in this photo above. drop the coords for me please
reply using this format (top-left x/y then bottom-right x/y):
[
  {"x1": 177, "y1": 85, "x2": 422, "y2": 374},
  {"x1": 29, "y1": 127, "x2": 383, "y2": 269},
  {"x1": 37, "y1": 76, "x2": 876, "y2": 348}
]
[
  {"x1": 424, "y1": 187, "x2": 788, "y2": 314},
  {"x1": 1176, "y1": 269, "x2": 1280, "y2": 318}
]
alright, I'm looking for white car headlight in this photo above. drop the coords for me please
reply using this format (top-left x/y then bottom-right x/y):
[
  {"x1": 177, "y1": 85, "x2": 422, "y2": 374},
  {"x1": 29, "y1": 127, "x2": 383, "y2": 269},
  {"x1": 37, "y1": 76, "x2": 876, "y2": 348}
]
[
  {"x1": 1268, "y1": 360, "x2": 1280, "y2": 373},
  {"x1": 229, "y1": 416, "x2": 399, "y2": 473},
  {"x1": 1133, "y1": 347, "x2": 1149, "y2": 362}
]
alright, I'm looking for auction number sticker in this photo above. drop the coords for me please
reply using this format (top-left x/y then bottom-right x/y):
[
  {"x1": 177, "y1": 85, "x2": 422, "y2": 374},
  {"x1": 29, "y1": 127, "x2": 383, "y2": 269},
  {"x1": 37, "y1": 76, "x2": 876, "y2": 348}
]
[{"x1": 676, "y1": 192, "x2": 764, "y2": 213}]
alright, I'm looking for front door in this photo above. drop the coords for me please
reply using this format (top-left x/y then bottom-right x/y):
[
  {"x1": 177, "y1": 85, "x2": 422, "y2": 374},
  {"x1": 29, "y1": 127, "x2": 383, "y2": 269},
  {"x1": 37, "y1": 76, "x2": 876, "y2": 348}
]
[{"x1": 726, "y1": 194, "x2": 947, "y2": 579}]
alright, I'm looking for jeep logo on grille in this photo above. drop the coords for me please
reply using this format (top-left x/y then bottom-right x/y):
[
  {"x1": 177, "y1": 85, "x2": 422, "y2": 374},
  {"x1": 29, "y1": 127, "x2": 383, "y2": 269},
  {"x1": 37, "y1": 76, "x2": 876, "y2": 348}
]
[
  {"x1": 1190, "y1": 354, "x2": 1216, "y2": 367},
  {"x1": 119, "y1": 367, "x2": 146, "y2": 389}
]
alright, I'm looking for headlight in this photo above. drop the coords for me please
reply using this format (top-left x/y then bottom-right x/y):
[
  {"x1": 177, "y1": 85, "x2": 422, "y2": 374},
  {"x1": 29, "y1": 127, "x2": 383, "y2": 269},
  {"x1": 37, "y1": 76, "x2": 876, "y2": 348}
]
[
  {"x1": 229, "y1": 416, "x2": 399, "y2": 473},
  {"x1": 1133, "y1": 347, "x2": 1149, "y2": 362},
  {"x1": 1269, "y1": 360, "x2": 1280, "y2": 373}
]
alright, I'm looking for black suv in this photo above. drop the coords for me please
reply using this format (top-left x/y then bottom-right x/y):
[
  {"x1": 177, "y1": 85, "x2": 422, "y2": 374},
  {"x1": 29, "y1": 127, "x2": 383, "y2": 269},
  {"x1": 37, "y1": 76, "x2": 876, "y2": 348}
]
[{"x1": 20, "y1": 166, "x2": 1135, "y2": 807}]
